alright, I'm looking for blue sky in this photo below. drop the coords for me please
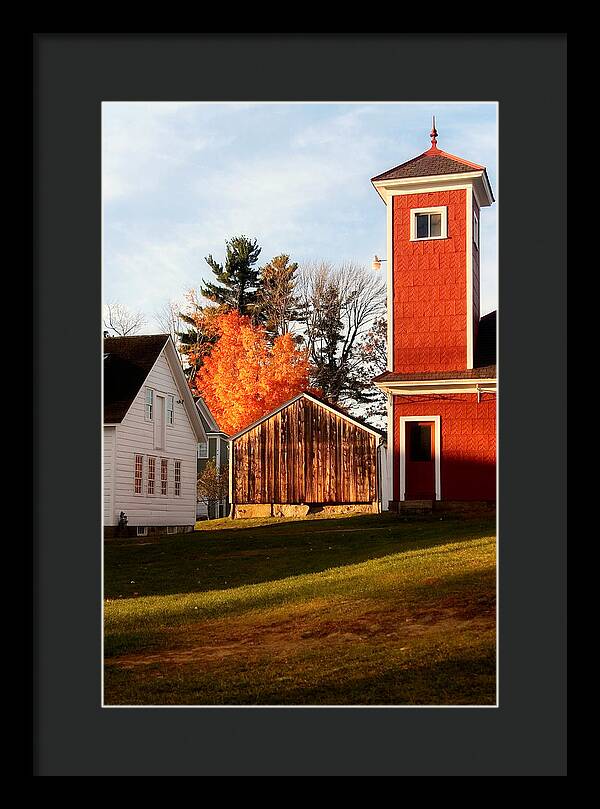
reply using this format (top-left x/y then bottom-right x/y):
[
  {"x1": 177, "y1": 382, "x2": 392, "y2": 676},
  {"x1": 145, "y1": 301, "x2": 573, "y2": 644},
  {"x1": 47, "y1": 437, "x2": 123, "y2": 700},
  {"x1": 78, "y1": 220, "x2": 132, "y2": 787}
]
[{"x1": 103, "y1": 102, "x2": 497, "y2": 330}]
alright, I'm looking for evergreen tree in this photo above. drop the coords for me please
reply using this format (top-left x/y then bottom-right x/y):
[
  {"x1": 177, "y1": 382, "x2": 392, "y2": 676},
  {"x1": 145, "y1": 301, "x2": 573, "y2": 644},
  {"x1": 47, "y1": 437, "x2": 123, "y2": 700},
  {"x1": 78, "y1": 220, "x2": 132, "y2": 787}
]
[
  {"x1": 201, "y1": 235, "x2": 262, "y2": 316},
  {"x1": 256, "y1": 254, "x2": 301, "y2": 340}
]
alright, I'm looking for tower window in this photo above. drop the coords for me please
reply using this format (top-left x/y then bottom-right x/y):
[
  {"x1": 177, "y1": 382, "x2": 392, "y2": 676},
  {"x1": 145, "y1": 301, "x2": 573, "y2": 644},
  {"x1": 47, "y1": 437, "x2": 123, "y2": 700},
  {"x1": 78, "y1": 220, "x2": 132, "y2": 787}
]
[
  {"x1": 473, "y1": 209, "x2": 480, "y2": 249},
  {"x1": 410, "y1": 206, "x2": 448, "y2": 241}
]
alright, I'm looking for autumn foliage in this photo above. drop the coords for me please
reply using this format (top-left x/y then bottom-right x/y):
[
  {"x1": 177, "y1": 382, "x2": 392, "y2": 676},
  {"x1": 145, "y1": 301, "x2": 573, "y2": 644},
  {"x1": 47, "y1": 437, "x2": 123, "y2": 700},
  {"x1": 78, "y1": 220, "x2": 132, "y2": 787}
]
[{"x1": 193, "y1": 310, "x2": 310, "y2": 434}]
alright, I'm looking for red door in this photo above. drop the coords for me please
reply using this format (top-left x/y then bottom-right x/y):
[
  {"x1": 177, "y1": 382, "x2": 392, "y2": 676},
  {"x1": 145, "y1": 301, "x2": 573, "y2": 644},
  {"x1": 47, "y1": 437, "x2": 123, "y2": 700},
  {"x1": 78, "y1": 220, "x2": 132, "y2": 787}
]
[{"x1": 405, "y1": 421, "x2": 435, "y2": 499}]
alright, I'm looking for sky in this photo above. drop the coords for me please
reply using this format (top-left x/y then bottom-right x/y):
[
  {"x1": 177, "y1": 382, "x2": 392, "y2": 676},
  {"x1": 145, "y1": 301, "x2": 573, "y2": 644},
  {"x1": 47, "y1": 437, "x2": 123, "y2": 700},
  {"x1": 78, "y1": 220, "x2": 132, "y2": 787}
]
[{"x1": 102, "y1": 102, "x2": 498, "y2": 331}]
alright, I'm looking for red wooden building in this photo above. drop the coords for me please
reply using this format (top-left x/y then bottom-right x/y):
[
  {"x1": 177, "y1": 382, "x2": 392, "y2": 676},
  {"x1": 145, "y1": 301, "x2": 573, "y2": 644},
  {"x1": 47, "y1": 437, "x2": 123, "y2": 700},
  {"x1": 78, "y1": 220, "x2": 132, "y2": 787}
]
[{"x1": 372, "y1": 120, "x2": 496, "y2": 509}]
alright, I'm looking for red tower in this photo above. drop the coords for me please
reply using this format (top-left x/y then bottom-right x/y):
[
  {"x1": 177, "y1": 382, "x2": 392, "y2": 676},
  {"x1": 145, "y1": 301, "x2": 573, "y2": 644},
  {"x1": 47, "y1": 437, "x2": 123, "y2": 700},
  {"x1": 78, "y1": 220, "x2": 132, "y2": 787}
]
[{"x1": 372, "y1": 120, "x2": 496, "y2": 507}]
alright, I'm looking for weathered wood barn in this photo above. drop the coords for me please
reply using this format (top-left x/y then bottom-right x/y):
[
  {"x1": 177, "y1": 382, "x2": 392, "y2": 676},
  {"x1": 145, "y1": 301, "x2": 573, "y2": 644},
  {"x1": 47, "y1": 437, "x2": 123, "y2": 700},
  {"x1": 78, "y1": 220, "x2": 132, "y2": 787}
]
[{"x1": 229, "y1": 392, "x2": 384, "y2": 518}]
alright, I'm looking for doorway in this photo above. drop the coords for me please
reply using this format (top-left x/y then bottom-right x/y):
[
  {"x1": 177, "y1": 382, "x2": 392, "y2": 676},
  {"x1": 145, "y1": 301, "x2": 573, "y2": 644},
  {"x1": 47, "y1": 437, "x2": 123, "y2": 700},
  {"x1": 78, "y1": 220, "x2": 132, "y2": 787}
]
[{"x1": 400, "y1": 416, "x2": 440, "y2": 500}]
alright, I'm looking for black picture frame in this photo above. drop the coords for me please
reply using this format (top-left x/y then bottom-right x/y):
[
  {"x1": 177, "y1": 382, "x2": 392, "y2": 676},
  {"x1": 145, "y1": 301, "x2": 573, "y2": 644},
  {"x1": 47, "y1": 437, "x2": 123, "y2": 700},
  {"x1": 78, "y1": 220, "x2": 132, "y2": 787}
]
[{"x1": 33, "y1": 33, "x2": 567, "y2": 776}]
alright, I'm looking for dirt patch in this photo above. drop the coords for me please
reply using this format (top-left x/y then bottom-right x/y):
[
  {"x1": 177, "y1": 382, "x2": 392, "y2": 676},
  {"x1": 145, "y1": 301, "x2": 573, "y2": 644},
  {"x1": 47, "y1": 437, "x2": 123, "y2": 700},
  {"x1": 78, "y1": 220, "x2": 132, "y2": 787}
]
[{"x1": 106, "y1": 595, "x2": 495, "y2": 672}]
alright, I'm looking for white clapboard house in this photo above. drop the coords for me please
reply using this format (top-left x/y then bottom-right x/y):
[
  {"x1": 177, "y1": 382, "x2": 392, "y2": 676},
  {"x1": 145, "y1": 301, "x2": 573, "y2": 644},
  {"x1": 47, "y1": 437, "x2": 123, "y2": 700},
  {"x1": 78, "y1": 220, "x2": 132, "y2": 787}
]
[{"x1": 103, "y1": 335, "x2": 207, "y2": 538}]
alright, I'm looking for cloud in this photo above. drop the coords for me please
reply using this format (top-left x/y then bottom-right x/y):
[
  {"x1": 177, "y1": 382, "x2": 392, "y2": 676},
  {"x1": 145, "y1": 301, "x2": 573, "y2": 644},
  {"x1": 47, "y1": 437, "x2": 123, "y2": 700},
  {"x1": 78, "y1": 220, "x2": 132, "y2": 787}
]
[{"x1": 103, "y1": 102, "x2": 498, "y2": 330}]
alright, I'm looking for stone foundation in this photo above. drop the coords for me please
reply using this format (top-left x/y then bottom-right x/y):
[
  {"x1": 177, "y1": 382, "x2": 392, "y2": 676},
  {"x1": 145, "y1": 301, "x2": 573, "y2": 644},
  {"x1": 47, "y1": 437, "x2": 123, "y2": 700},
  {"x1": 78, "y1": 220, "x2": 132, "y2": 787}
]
[
  {"x1": 104, "y1": 525, "x2": 194, "y2": 540},
  {"x1": 231, "y1": 502, "x2": 378, "y2": 519}
]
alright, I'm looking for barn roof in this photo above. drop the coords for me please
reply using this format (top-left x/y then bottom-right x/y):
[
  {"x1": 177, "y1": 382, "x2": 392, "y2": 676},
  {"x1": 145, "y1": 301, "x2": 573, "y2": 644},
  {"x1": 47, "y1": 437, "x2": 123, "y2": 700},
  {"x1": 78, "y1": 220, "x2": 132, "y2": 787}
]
[
  {"x1": 373, "y1": 311, "x2": 497, "y2": 384},
  {"x1": 230, "y1": 391, "x2": 385, "y2": 441},
  {"x1": 104, "y1": 335, "x2": 168, "y2": 423}
]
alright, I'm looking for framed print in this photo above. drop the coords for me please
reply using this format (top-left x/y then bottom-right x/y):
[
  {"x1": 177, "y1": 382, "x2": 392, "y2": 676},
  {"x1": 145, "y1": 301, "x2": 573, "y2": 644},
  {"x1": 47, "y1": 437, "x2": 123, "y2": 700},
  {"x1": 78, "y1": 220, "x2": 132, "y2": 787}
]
[{"x1": 33, "y1": 33, "x2": 566, "y2": 776}]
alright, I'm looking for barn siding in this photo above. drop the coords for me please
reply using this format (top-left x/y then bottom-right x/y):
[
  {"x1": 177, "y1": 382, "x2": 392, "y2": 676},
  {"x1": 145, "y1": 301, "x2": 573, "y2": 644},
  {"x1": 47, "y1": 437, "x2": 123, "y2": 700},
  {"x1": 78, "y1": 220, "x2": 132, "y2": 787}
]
[{"x1": 232, "y1": 398, "x2": 378, "y2": 505}]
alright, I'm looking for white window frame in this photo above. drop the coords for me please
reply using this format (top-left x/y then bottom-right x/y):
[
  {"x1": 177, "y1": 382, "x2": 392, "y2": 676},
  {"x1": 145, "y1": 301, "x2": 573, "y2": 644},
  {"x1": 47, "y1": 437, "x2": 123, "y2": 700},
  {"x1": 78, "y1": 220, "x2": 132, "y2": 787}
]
[
  {"x1": 167, "y1": 526, "x2": 177, "y2": 535},
  {"x1": 166, "y1": 394, "x2": 174, "y2": 426},
  {"x1": 147, "y1": 455, "x2": 156, "y2": 496},
  {"x1": 398, "y1": 415, "x2": 441, "y2": 501},
  {"x1": 160, "y1": 457, "x2": 168, "y2": 496},
  {"x1": 410, "y1": 206, "x2": 448, "y2": 241},
  {"x1": 473, "y1": 208, "x2": 480, "y2": 249},
  {"x1": 145, "y1": 388, "x2": 154, "y2": 421},
  {"x1": 197, "y1": 441, "x2": 209, "y2": 459},
  {"x1": 137, "y1": 526, "x2": 148, "y2": 536},
  {"x1": 174, "y1": 459, "x2": 182, "y2": 496},
  {"x1": 134, "y1": 454, "x2": 144, "y2": 495}
]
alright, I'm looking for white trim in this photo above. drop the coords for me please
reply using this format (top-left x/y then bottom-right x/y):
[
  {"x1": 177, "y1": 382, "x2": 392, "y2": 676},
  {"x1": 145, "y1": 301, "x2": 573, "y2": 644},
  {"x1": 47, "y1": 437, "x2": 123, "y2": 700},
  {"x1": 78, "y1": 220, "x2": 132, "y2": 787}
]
[
  {"x1": 386, "y1": 193, "x2": 393, "y2": 371},
  {"x1": 410, "y1": 205, "x2": 448, "y2": 241},
  {"x1": 399, "y1": 415, "x2": 441, "y2": 501},
  {"x1": 466, "y1": 191, "x2": 474, "y2": 369},
  {"x1": 372, "y1": 170, "x2": 493, "y2": 207},
  {"x1": 375, "y1": 378, "x2": 496, "y2": 396},
  {"x1": 386, "y1": 392, "x2": 393, "y2": 507}
]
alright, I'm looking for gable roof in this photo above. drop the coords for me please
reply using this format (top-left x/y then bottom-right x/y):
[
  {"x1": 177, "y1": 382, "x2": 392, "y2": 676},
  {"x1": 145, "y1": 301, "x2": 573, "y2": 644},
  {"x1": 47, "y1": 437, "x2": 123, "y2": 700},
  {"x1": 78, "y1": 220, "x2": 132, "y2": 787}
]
[
  {"x1": 103, "y1": 334, "x2": 207, "y2": 441},
  {"x1": 230, "y1": 391, "x2": 384, "y2": 441},
  {"x1": 104, "y1": 335, "x2": 168, "y2": 423},
  {"x1": 195, "y1": 396, "x2": 229, "y2": 437}
]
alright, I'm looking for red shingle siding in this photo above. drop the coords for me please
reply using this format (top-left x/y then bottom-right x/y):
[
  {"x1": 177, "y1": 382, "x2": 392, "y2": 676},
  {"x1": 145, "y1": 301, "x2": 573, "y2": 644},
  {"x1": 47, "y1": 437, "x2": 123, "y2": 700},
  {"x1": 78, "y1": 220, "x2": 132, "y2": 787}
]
[
  {"x1": 393, "y1": 189, "x2": 467, "y2": 373},
  {"x1": 393, "y1": 394, "x2": 496, "y2": 501}
]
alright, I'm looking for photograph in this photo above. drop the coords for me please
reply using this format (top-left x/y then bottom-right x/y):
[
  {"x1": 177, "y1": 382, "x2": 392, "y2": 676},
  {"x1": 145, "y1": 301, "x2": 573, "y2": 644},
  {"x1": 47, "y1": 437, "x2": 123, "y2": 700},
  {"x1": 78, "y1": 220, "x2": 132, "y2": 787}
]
[{"x1": 101, "y1": 100, "x2": 498, "y2": 707}]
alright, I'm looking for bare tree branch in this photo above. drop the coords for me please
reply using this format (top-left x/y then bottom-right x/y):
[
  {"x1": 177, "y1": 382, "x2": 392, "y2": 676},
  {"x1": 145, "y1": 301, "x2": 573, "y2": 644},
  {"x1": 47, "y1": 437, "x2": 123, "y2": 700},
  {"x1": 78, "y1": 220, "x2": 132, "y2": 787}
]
[{"x1": 103, "y1": 302, "x2": 146, "y2": 336}]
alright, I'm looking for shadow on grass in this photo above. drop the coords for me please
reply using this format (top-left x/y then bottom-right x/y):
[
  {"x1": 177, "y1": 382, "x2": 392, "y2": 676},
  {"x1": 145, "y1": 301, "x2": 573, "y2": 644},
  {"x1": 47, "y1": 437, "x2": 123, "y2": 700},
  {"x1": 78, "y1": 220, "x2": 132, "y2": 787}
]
[
  {"x1": 104, "y1": 646, "x2": 497, "y2": 707},
  {"x1": 104, "y1": 512, "x2": 496, "y2": 600}
]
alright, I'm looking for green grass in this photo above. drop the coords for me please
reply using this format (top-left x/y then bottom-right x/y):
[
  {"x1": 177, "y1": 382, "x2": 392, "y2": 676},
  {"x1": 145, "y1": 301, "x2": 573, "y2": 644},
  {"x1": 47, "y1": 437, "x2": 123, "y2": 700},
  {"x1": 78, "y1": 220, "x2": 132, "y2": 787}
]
[{"x1": 104, "y1": 512, "x2": 496, "y2": 706}]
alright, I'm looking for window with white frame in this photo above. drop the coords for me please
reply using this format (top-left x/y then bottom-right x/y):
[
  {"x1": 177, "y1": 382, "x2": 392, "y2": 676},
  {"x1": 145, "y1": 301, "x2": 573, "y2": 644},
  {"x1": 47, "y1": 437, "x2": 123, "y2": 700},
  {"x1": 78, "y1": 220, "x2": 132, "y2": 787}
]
[
  {"x1": 137, "y1": 526, "x2": 148, "y2": 536},
  {"x1": 197, "y1": 441, "x2": 209, "y2": 459},
  {"x1": 473, "y1": 209, "x2": 480, "y2": 249},
  {"x1": 166, "y1": 394, "x2": 174, "y2": 425},
  {"x1": 410, "y1": 207, "x2": 448, "y2": 241},
  {"x1": 160, "y1": 458, "x2": 168, "y2": 496},
  {"x1": 147, "y1": 456, "x2": 156, "y2": 495},
  {"x1": 174, "y1": 460, "x2": 181, "y2": 496},
  {"x1": 145, "y1": 388, "x2": 154, "y2": 420},
  {"x1": 134, "y1": 454, "x2": 143, "y2": 494}
]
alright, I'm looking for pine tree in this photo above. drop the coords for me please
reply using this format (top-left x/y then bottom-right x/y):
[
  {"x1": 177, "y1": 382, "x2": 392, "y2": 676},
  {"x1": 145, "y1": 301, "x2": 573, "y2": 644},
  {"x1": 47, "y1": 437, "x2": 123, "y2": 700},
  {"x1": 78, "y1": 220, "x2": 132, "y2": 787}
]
[
  {"x1": 201, "y1": 235, "x2": 262, "y2": 316},
  {"x1": 256, "y1": 254, "x2": 301, "y2": 340}
]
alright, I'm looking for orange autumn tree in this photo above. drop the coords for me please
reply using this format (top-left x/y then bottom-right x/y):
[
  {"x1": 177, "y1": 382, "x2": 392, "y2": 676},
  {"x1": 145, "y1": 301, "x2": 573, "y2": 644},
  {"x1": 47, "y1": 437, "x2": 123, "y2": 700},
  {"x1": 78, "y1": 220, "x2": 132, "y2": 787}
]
[{"x1": 193, "y1": 310, "x2": 310, "y2": 435}]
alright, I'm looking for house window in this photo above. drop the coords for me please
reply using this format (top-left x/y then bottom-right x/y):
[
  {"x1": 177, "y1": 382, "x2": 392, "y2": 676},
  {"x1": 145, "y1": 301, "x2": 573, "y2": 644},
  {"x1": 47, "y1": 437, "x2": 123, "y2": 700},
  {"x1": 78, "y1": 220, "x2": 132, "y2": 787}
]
[
  {"x1": 174, "y1": 460, "x2": 181, "y2": 496},
  {"x1": 137, "y1": 526, "x2": 148, "y2": 536},
  {"x1": 167, "y1": 526, "x2": 177, "y2": 535},
  {"x1": 161, "y1": 458, "x2": 168, "y2": 495},
  {"x1": 408, "y1": 424, "x2": 433, "y2": 462},
  {"x1": 147, "y1": 456, "x2": 156, "y2": 495},
  {"x1": 473, "y1": 209, "x2": 480, "y2": 249},
  {"x1": 410, "y1": 207, "x2": 448, "y2": 241},
  {"x1": 134, "y1": 454, "x2": 143, "y2": 494},
  {"x1": 145, "y1": 388, "x2": 154, "y2": 420},
  {"x1": 166, "y1": 395, "x2": 174, "y2": 425},
  {"x1": 197, "y1": 441, "x2": 209, "y2": 459}
]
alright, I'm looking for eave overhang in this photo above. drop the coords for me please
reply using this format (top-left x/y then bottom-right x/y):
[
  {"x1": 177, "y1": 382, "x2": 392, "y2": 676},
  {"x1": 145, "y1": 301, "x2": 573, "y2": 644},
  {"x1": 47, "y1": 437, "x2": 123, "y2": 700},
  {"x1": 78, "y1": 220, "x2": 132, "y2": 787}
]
[
  {"x1": 372, "y1": 170, "x2": 494, "y2": 208},
  {"x1": 374, "y1": 378, "x2": 497, "y2": 396}
]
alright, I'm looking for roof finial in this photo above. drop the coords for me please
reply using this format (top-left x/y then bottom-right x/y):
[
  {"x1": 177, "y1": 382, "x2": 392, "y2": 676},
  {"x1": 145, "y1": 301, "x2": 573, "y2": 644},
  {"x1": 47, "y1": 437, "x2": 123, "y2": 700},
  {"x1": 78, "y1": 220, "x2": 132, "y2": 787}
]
[{"x1": 430, "y1": 115, "x2": 438, "y2": 149}]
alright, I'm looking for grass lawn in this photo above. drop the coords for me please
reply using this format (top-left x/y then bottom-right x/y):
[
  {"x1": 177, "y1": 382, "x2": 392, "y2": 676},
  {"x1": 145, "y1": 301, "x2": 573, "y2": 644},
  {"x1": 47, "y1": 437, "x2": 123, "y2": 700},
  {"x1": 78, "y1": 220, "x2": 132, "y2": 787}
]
[{"x1": 104, "y1": 511, "x2": 496, "y2": 706}]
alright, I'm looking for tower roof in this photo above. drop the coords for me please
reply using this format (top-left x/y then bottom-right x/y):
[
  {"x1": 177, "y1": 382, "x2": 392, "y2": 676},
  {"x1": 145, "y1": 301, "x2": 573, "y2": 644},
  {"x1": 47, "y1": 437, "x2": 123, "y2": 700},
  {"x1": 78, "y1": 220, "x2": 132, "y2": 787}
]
[{"x1": 371, "y1": 118, "x2": 494, "y2": 203}]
